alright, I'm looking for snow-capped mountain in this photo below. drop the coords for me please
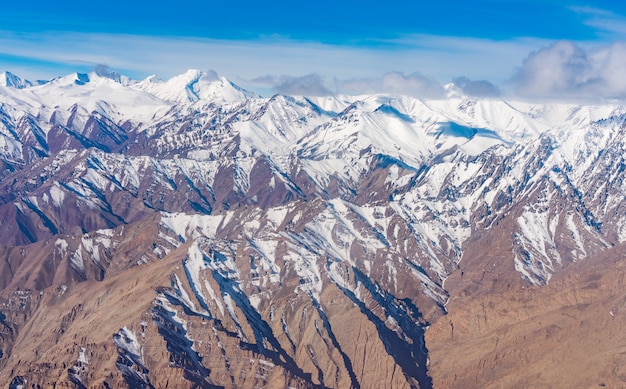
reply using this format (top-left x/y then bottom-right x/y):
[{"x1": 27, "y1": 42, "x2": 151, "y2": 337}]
[
  {"x1": 132, "y1": 69, "x2": 258, "y2": 104},
  {"x1": 0, "y1": 71, "x2": 32, "y2": 89},
  {"x1": 1, "y1": 70, "x2": 626, "y2": 388}
]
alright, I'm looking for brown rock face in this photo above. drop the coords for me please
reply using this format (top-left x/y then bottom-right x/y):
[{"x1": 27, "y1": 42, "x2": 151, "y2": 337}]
[
  {"x1": 0, "y1": 214, "x2": 432, "y2": 388},
  {"x1": 428, "y1": 241, "x2": 626, "y2": 389}
]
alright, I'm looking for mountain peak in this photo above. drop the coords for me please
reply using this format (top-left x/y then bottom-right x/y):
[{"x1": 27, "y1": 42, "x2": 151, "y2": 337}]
[
  {"x1": 143, "y1": 74, "x2": 162, "y2": 83},
  {"x1": 0, "y1": 71, "x2": 32, "y2": 89},
  {"x1": 181, "y1": 68, "x2": 220, "y2": 82},
  {"x1": 46, "y1": 72, "x2": 92, "y2": 87},
  {"x1": 133, "y1": 69, "x2": 256, "y2": 104},
  {"x1": 93, "y1": 65, "x2": 133, "y2": 86}
]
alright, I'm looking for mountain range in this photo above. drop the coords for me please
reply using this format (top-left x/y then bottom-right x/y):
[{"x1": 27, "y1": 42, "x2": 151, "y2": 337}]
[{"x1": 0, "y1": 69, "x2": 625, "y2": 388}]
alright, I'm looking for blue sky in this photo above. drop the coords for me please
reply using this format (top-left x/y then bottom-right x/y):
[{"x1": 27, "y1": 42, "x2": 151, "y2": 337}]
[{"x1": 2, "y1": 1, "x2": 626, "y2": 98}]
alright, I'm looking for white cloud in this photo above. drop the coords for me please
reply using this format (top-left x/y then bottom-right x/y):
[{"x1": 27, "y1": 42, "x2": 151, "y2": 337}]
[
  {"x1": 263, "y1": 74, "x2": 332, "y2": 96},
  {"x1": 452, "y1": 77, "x2": 500, "y2": 97},
  {"x1": 337, "y1": 72, "x2": 445, "y2": 97},
  {"x1": 512, "y1": 41, "x2": 626, "y2": 99}
]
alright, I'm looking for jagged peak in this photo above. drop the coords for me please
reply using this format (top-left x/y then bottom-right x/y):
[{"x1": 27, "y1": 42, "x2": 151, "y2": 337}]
[
  {"x1": 92, "y1": 66, "x2": 133, "y2": 86},
  {"x1": 0, "y1": 71, "x2": 32, "y2": 89},
  {"x1": 142, "y1": 74, "x2": 162, "y2": 83},
  {"x1": 132, "y1": 68, "x2": 256, "y2": 104},
  {"x1": 159, "y1": 69, "x2": 220, "y2": 90},
  {"x1": 47, "y1": 72, "x2": 91, "y2": 87}
]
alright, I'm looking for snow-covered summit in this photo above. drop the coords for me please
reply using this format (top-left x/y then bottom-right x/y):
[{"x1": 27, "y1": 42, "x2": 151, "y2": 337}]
[
  {"x1": 0, "y1": 71, "x2": 32, "y2": 89},
  {"x1": 45, "y1": 72, "x2": 92, "y2": 87},
  {"x1": 1, "y1": 67, "x2": 624, "y2": 160},
  {"x1": 0, "y1": 69, "x2": 259, "y2": 107},
  {"x1": 132, "y1": 69, "x2": 258, "y2": 104},
  {"x1": 93, "y1": 66, "x2": 134, "y2": 86},
  {"x1": 0, "y1": 69, "x2": 267, "y2": 124}
]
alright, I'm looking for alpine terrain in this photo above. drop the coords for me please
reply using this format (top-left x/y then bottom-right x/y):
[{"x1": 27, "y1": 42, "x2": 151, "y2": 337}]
[{"x1": 0, "y1": 69, "x2": 625, "y2": 388}]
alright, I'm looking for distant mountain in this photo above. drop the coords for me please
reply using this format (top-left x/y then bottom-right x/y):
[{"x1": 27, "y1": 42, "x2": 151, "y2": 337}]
[
  {"x1": 133, "y1": 69, "x2": 258, "y2": 104},
  {"x1": 0, "y1": 71, "x2": 32, "y2": 89},
  {"x1": 1, "y1": 70, "x2": 626, "y2": 388}
]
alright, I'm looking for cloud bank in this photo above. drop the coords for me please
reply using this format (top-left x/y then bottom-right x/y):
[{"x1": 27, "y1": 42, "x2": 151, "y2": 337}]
[
  {"x1": 253, "y1": 74, "x2": 333, "y2": 96},
  {"x1": 512, "y1": 41, "x2": 626, "y2": 100},
  {"x1": 337, "y1": 72, "x2": 445, "y2": 98},
  {"x1": 452, "y1": 77, "x2": 500, "y2": 97}
]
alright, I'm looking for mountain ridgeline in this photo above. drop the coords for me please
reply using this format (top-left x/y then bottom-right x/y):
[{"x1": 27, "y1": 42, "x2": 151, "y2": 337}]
[{"x1": 0, "y1": 70, "x2": 625, "y2": 388}]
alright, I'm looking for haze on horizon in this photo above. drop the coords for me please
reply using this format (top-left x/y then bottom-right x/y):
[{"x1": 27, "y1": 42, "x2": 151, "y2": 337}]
[{"x1": 2, "y1": 0, "x2": 626, "y2": 100}]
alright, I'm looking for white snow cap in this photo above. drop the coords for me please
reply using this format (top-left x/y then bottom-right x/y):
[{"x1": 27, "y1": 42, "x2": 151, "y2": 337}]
[{"x1": 0, "y1": 71, "x2": 32, "y2": 89}]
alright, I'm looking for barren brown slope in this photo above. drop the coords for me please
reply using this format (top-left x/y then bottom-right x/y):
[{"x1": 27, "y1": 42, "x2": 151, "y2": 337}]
[
  {"x1": 0, "y1": 256, "x2": 418, "y2": 388},
  {"x1": 427, "y1": 227, "x2": 626, "y2": 389},
  {"x1": 0, "y1": 209, "x2": 434, "y2": 388}
]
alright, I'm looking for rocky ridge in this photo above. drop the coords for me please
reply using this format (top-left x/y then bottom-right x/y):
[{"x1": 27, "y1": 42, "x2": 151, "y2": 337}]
[{"x1": 0, "y1": 70, "x2": 625, "y2": 387}]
